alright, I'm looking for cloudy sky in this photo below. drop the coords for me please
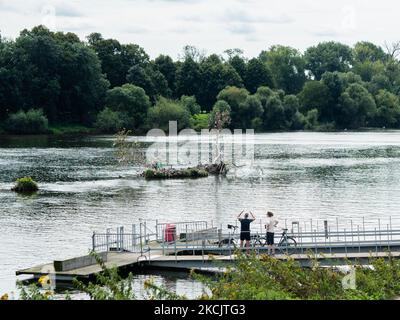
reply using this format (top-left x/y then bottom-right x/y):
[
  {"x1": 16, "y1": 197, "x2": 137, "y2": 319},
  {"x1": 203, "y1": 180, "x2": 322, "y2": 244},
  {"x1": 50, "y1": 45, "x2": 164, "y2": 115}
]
[{"x1": 0, "y1": 0, "x2": 398, "y2": 59}]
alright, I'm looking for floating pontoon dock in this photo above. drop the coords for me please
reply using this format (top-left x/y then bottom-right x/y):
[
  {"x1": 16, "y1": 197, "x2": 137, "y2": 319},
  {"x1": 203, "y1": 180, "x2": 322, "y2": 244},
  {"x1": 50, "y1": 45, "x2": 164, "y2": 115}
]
[{"x1": 16, "y1": 217, "x2": 400, "y2": 286}]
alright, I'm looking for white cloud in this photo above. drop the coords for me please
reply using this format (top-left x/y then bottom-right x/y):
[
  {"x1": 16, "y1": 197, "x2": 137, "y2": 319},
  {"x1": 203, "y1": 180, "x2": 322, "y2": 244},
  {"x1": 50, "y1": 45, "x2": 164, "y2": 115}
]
[{"x1": 0, "y1": 0, "x2": 399, "y2": 59}]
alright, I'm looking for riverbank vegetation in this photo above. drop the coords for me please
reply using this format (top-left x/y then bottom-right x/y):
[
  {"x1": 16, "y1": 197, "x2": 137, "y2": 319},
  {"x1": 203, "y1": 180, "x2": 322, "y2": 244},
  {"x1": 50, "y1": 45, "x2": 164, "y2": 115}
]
[
  {"x1": 10, "y1": 253, "x2": 400, "y2": 300},
  {"x1": 1, "y1": 26, "x2": 400, "y2": 134}
]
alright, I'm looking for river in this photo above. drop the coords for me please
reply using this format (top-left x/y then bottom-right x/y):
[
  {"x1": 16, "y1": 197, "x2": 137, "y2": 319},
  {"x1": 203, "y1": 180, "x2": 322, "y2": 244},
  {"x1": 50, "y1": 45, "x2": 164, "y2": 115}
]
[{"x1": 1, "y1": 131, "x2": 400, "y2": 297}]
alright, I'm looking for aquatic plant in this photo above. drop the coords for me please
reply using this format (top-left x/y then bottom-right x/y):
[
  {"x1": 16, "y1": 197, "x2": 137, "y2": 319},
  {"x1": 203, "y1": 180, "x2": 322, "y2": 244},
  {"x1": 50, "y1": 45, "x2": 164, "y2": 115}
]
[{"x1": 11, "y1": 177, "x2": 39, "y2": 193}]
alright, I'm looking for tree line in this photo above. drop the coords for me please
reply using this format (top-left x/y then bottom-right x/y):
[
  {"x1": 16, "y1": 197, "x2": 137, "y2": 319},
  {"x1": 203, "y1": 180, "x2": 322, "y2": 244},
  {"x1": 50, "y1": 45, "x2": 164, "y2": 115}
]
[{"x1": 1, "y1": 25, "x2": 400, "y2": 134}]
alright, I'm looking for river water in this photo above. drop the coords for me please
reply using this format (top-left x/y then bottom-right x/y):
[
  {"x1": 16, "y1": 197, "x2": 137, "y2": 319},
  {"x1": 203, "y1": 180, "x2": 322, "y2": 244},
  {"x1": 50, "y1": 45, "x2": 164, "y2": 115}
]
[{"x1": 1, "y1": 131, "x2": 400, "y2": 297}]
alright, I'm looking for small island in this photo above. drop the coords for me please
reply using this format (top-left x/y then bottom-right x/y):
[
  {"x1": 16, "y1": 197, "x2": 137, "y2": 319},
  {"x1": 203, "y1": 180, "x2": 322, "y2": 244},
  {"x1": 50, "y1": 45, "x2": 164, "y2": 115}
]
[
  {"x1": 142, "y1": 162, "x2": 227, "y2": 180},
  {"x1": 11, "y1": 177, "x2": 39, "y2": 194},
  {"x1": 143, "y1": 167, "x2": 208, "y2": 180}
]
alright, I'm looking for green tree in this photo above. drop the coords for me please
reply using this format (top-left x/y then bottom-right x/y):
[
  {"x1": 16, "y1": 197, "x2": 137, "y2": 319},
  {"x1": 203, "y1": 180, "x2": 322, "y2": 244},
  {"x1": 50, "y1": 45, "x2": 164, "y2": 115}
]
[
  {"x1": 209, "y1": 100, "x2": 231, "y2": 129},
  {"x1": 227, "y1": 54, "x2": 247, "y2": 83},
  {"x1": 372, "y1": 90, "x2": 400, "y2": 128},
  {"x1": 106, "y1": 84, "x2": 151, "y2": 129},
  {"x1": 368, "y1": 73, "x2": 393, "y2": 95},
  {"x1": 255, "y1": 86, "x2": 275, "y2": 108},
  {"x1": 337, "y1": 83, "x2": 377, "y2": 128},
  {"x1": 262, "y1": 94, "x2": 286, "y2": 130},
  {"x1": 198, "y1": 54, "x2": 243, "y2": 109},
  {"x1": 5, "y1": 108, "x2": 48, "y2": 134},
  {"x1": 244, "y1": 58, "x2": 275, "y2": 93},
  {"x1": 175, "y1": 57, "x2": 202, "y2": 100},
  {"x1": 95, "y1": 107, "x2": 124, "y2": 133},
  {"x1": 305, "y1": 42, "x2": 354, "y2": 80},
  {"x1": 8, "y1": 26, "x2": 109, "y2": 124},
  {"x1": 87, "y1": 33, "x2": 149, "y2": 88},
  {"x1": 147, "y1": 97, "x2": 191, "y2": 131},
  {"x1": 127, "y1": 62, "x2": 170, "y2": 100},
  {"x1": 353, "y1": 41, "x2": 387, "y2": 64},
  {"x1": 190, "y1": 113, "x2": 210, "y2": 131},
  {"x1": 217, "y1": 86, "x2": 249, "y2": 128},
  {"x1": 154, "y1": 55, "x2": 177, "y2": 97},
  {"x1": 298, "y1": 81, "x2": 332, "y2": 122},
  {"x1": 237, "y1": 95, "x2": 263, "y2": 129},
  {"x1": 283, "y1": 95, "x2": 304, "y2": 129},
  {"x1": 180, "y1": 95, "x2": 201, "y2": 115},
  {"x1": 260, "y1": 45, "x2": 306, "y2": 94}
]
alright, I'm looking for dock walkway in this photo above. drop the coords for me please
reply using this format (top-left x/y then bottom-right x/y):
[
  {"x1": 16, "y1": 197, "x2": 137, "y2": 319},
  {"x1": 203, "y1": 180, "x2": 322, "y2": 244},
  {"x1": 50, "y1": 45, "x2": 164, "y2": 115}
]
[{"x1": 16, "y1": 217, "x2": 400, "y2": 286}]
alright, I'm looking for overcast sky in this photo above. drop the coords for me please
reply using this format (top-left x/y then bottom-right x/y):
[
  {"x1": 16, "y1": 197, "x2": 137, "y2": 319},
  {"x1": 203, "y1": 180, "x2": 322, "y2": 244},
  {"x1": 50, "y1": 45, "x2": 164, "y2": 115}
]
[{"x1": 0, "y1": 0, "x2": 398, "y2": 59}]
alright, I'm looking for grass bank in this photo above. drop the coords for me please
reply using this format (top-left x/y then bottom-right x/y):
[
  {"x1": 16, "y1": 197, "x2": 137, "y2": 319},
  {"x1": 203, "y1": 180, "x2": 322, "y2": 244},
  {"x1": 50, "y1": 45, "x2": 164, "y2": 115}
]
[{"x1": 48, "y1": 124, "x2": 97, "y2": 135}]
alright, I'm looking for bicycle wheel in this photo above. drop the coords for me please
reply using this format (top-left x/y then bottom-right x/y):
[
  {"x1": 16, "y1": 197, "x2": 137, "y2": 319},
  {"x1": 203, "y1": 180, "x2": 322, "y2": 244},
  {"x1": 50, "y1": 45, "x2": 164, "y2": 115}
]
[
  {"x1": 251, "y1": 236, "x2": 263, "y2": 247},
  {"x1": 219, "y1": 238, "x2": 236, "y2": 248},
  {"x1": 278, "y1": 237, "x2": 297, "y2": 254}
]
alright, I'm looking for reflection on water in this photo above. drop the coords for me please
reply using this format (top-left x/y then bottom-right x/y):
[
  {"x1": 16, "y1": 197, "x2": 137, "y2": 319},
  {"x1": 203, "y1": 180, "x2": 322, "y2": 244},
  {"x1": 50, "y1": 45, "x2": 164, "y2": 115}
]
[{"x1": 1, "y1": 131, "x2": 400, "y2": 296}]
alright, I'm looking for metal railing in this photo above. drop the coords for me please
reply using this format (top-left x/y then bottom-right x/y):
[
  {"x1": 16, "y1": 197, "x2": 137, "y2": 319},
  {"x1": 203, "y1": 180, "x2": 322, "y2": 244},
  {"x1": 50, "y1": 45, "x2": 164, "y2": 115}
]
[{"x1": 91, "y1": 217, "x2": 400, "y2": 259}]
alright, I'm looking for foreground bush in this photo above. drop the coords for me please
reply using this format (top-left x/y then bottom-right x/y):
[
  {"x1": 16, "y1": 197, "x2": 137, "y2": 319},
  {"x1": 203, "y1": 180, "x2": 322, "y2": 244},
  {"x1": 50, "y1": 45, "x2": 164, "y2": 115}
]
[
  {"x1": 11, "y1": 177, "x2": 39, "y2": 193},
  {"x1": 11, "y1": 252, "x2": 400, "y2": 300},
  {"x1": 5, "y1": 109, "x2": 48, "y2": 134},
  {"x1": 15, "y1": 252, "x2": 183, "y2": 300},
  {"x1": 196, "y1": 254, "x2": 400, "y2": 300}
]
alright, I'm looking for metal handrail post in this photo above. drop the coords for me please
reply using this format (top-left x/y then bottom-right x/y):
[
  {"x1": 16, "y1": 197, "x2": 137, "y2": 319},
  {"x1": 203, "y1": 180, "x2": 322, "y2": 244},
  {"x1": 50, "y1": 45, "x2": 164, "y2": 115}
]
[
  {"x1": 162, "y1": 227, "x2": 165, "y2": 255},
  {"x1": 140, "y1": 223, "x2": 143, "y2": 256},
  {"x1": 300, "y1": 227, "x2": 303, "y2": 254},
  {"x1": 121, "y1": 226, "x2": 124, "y2": 252},
  {"x1": 314, "y1": 229, "x2": 317, "y2": 254},
  {"x1": 351, "y1": 220, "x2": 354, "y2": 246},
  {"x1": 229, "y1": 230, "x2": 232, "y2": 257},
  {"x1": 336, "y1": 217, "x2": 339, "y2": 242},
  {"x1": 378, "y1": 218, "x2": 381, "y2": 243},
  {"x1": 132, "y1": 225, "x2": 136, "y2": 250},
  {"x1": 92, "y1": 232, "x2": 96, "y2": 251},
  {"x1": 174, "y1": 237, "x2": 177, "y2": 263},
  {"x1": 201, "y1": 233, "x2": 205, "y2": 263},
  {"x1": 363, "y1": 217, "x2": 366, "y2": 241},
  {"x1": 106, "y1": 229, "x2": 110, "y2": 252},
  {"x1": 185, "y1": 224, "x2": 188, "y2": 250},
  {"x1": 144, "y1": 221, "x2": 147, "y2": 245}
]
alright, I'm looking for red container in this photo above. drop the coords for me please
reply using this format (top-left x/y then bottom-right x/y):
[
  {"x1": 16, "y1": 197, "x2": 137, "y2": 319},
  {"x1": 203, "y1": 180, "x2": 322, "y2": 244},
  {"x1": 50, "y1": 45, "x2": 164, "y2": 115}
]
[{"x1": 164, "y1": 224, "x2": 176, "y2": 242}]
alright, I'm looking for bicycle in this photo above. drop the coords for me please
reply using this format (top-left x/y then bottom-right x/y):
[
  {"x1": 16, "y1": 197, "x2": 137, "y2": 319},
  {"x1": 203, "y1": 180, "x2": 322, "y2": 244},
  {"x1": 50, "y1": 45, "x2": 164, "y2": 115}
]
[
  {"x1": 277, "y1": 229, "x2": 297, "y2": 253},
  {"x1": 218, "y1": 224, "x2": 239, "y2": 249},
  {"x1": 252, "y1": 228, "x2": 297, "y2": 253}
]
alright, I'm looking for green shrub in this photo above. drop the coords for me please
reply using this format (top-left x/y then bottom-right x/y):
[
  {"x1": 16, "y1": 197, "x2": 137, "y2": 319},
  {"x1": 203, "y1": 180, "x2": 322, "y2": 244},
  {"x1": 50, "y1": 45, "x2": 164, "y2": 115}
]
[
  {"x1": 194, "y1": 254, "x2": 400, "y2": 300},
  {"x1": 180, "y1": 95, "x2": 201, "y2": 115},
  {"x1": 11, "y1": 177, "x2": 39, "y2": 193},
  {"x1": 190, "y1": 113, "x2": 210, "y2": 131},
  {"x1": 5, "y1": 109, "x2": 49, "y2": 134},
  {"x1": 95, "y1": 108, "x2": 125, "y2": 133},
  {"x1": 147, "y1": 97, "x2": 191, "y2": 131},
  {"x1": 48, "y1": 124, "x2": 94, "y2": 135}
]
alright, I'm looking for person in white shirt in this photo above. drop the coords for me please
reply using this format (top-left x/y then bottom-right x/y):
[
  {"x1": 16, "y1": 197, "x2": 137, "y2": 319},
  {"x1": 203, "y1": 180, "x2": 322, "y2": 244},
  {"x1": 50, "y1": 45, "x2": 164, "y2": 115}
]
[{"x1": 265, "y1": 211, "x2": 279, "y2": 256}]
